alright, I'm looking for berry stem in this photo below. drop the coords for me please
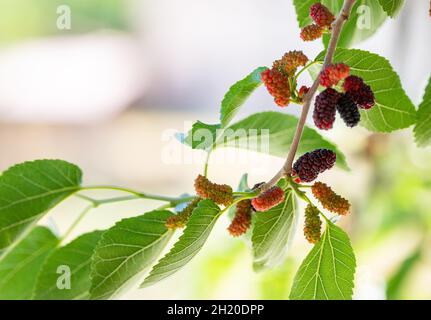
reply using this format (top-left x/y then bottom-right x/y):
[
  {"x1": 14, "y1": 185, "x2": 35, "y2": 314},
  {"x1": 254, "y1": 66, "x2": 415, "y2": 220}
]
[{"x1": 260, "y1": 0, "x2": 356, "y2": 193}]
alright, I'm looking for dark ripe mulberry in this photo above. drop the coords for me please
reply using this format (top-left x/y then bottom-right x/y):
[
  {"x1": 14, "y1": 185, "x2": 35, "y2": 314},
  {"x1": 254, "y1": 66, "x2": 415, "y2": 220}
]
[
  {"x1": 310, "y1": 3, "x2": 335, "y2": 28},
  {"x1": 292, "y1": 149, "x2": 336, "y2": 183},
  {"x1": 337, "y1": 93, "x2": 361, "y2": 127},
  {"x1": 273, "y1": 51, "x2": 309, "y2": 76},
  {"x1": 261, "y1": 68, "x2": 291, "y2": 107},
  {"x1": 300, "y1": 24, "x2": 323, "y2": 41},
  {"x1": 319, "y1": 63, "x2": 350, "y2": 88},
  {"x1": 194, "y1": 174, "x2": 233, "y2": 206},
  {"x1": 228, "y1": 199, "x2": 252, "y2": 237},
  {"x1": 343, "y1": 75, "x2": 375, "y2": 109},
  {"x1": 251, "y1": 186, "x2": 285, "y2": 212},
  {"x1": 313, "y1": 88, "x2": 341, "y2": 130},
  {"x1": 304, "y1": 204, "x2": 322, "y2": 244},
  {"x1": 166, "y1": 197, "x2": 201, "y2": 229},
  {"x1": 312, "y1": 182, "x2": 350, "y2": 215}
]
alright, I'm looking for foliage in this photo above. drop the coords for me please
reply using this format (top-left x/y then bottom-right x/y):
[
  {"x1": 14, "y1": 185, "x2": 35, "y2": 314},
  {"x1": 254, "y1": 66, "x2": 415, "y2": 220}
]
[{"x1": 0, "y1": 0, "x2": 426, "y2": 301}]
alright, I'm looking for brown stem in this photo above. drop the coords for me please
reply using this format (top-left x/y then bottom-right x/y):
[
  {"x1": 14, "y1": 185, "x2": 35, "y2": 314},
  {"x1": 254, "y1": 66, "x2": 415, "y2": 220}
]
[{"x1": 260, "y1": 0, "x2": 356, "y2": 192}]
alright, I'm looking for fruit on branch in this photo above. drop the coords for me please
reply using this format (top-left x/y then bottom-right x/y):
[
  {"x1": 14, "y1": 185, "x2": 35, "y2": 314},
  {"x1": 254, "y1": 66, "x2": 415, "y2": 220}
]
[
  {"x1": 300, "y1": 3, "x2": 334, "y2": 42},
  {"x1": 313, "y1": 88, "x2": 341, "y2": 130},
  {"x1": 194, "y1": 174, "x2": 234, "y2": 206},
  {"x1": 311, "y1": 182, "x2": 350, "y2": 215},
  {"x1": 292, "y1": 149, "x2": 336, "y2": 183},
  {"x1": 300, "y1": 24, "x2": 324, "y2": 41},
  {"x1": 304, "y1": 204, "x2": 322, "y2": 244},
  {"x1": 319, "y1": 63, "x2": 350, "y2": 88},
  {"x1": 251, "y1": 186, "x2": 285, "y2": 212},
  {"x1": 273, "y1": 51, "x2": 309, "y2": 76},
  {"x1": 261, "y1": 68, "x2": 291, "y2": 107},
  {"x1": 336, "y1": 93, "x2": 360, "y2": 127},
  {"x1": 343, "y1": 75, "x2": 375, "y2": 109},
  {"x1": 166, "y1": 197, "x2": 202, "y2": 229},
  {"x1": 310, "y1": 3, "x2": 335, "y2": 28},
  {"x1": 228, "y1": 199, "x2": 252, "y2": 237}
]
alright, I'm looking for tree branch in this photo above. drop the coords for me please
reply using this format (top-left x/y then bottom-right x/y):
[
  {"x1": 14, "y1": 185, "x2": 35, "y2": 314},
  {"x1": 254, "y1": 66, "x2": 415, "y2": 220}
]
[{"x1": 260, "y1": 0, "x2": 356, "y2": 192}]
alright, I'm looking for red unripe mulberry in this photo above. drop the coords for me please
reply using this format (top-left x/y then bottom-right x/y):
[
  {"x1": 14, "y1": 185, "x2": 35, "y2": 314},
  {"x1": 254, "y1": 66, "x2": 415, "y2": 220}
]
[
  {"x1": 312, "y1": 182, "x2": 350, "y2": 215},
  {"x1": 310, "y1": 3, "x2": 335, "y2": 28},
  {"x1": 300, "y1": 24, "x2": 323, "y2": 41},
  {"x1": 320, "y1": 63, "x2": 350, "y2": 87},
  {"x1": 304, "y1": 204, "x2": 322, "y2": 244},
  {"x1": 343, "y1": 75, "x2": 375, "y2": 109},
  {"x1": 194, "y1": 175, "x2": 233, "y2": 206},
  {"x1": 251, "y1": 186, "x2": 285, "y2": 212},
  {"x1": 228, "y1": 199, "x2": 252, "y2": 237},
  {"x1": 292, "y1": 149, "x2": 336, "y2": 183},
  {"x1": 261, "y1": 68, "x2": 291, "y2": 107},
  {"x1": 313, "y1": 88, "x2": 341, "y2": 130}
]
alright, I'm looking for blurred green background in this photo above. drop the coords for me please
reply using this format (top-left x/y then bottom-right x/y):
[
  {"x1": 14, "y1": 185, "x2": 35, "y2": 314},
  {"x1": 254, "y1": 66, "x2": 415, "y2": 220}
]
[{"x1": 0, "y1": 0, "x2": 430, "y2": 300}]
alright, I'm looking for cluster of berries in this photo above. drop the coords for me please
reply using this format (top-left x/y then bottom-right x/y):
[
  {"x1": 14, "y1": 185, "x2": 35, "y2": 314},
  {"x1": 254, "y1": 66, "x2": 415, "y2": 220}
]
[
  {"x1": 301, "y1": 3, "x2": 334, "y2": 42},
  {"x1": 314, "y1": 63, "x2": 375, "y2": 130},
  {"x1": 261, "y1": 51, "x2": 309, "y2": 107},
  {"x1": 166, "y1": 197, "x2": 201, "y2": 229},
  {"x1": 302, "y1": 182, "x2": 350, "y2": 243},
  {"x1": 194, "y1": 174, "x2": 234, "y2": 206}
]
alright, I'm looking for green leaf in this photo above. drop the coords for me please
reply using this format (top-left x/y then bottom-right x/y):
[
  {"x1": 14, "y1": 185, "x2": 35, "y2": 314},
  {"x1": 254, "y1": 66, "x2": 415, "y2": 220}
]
[
  {"x1": 141, "y1": 199, "x2": 220, "y2": 288},
  {"x1": 0, "y1": 226, "x2": 58, "y2": 299},
  {"x1": 293, "y1": 0, "x2": 317, "y2": 28},
  {"x1": 89, "y1": 210, "x2": 174, "y2": 300},
  {"x1": 33, "y1": 230, "x2": 103, "y2": 300},
  {"x1": 220, "y1": 67, "x2": 267, "y2": 128},
  {"x1": 414, "y1": 77, "x2": 431, "y2": 147},
  {"x1": 0, "y1": 160, "x2": 82, "y2": 251},
  {"x1": 183, "y1": 121, "x2": 221, "y2": 151},
  {"x1": 252, "y1": 189, "x2": 297, "y2": 271},
  {"x1": 315, "y1": 49, "x2": 417, "y2": 132},
  {"x1": 378, "y1": 0, "x2": 405, "y2": 18},
  {"x1": 217, "y1": 111, "x2": 348, "y2": 170},
  {"x1": 289, "y1": 222, "x2": 356, "y2": 300},
  {"x1": 322, "y1": 0, "x2": 387, "y2": 48}
]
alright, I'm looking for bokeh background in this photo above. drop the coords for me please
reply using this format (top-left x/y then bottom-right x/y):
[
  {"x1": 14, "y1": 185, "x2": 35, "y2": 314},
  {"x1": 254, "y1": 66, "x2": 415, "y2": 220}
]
[{"x1": 0, "y1": 0, "x2": 430, "y2": 299}]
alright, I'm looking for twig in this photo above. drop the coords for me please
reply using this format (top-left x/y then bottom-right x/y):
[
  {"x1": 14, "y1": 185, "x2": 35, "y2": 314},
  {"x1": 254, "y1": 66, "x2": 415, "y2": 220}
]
[{"x1": 260, "y1": 0, "x2": 356, "y2": 192}]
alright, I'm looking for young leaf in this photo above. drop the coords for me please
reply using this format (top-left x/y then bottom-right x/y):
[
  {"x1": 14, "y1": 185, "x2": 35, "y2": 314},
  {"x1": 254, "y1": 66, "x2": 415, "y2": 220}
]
[
  {"x1": 414, "y1": 77, "x2": 431, "y2": 147},
  {"x1": 33, "y1": 230, "x2": 103, "y2": 300},
  {"x1": 293, "y1": 0, "x2": 316, "y2": 28},
  {"x1": 218, "y1": 111, "x2": 349, "y2": 170},
  {"x1": 182, "y1": 121, "x2": 221, "y2": 151},
  {"x1": 316, "y1": 49, "x2": 417, "y2": 132},
  {"x1": 0, "y1": 226, "x2": 58, "y2": 299},
  {"x1": 252, "y1": 189, "x2": 297, "y2": 271},
  {"x1": 89, "y1": 210, "x2": 174, "y2": 300},
  {"x1": 378, "y1": 0, "x2": 405, "y2": 18},
  {"x1": 0, "y1": 160, "x2": 82, "y2": 251},
  {"x1": 289, "y1": 221, "x2": 356, "y2": 300},
  {"x1": 141, "y1": 199, "x2": 220, "y2": 288},
  {"x1": 220, "y1": 67, "x2": 267, "y2": 128},
  {"x1": 322, "y1": 0, "x2": 387, "y2": 48}
]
